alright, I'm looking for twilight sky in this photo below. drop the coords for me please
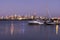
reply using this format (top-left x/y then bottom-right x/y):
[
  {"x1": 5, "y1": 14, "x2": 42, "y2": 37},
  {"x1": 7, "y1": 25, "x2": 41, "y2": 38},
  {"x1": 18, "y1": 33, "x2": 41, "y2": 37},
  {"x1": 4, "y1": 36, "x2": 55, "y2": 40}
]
[{"x1": 0, "y1": 0, "x2": 60, "y2": 17}]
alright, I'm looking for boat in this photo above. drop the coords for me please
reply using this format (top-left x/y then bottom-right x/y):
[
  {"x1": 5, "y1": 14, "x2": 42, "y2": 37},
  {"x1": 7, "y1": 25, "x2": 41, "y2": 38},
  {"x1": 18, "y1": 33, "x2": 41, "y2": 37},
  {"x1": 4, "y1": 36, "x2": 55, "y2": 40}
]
[
  {"x1": 28, "y1": 19, "x2": 44, "y2": 25},
  {"x1": 28, "y1": 20, "x2": 44, "y2": 25},
  {"x1": 44, "y1": 3, "x2": 56, "y2": 25},
  {"x1": 43, "y1": 18, "x2": 60, "y2": 25},
  {"x1": 44, "y1": 20, "x2": 56, "y2": 25}
]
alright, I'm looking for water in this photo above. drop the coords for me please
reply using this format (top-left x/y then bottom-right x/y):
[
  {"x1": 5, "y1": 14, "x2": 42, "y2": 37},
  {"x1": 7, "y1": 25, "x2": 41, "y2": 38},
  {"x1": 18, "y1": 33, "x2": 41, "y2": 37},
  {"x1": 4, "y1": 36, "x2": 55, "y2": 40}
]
[{"x1": 0, "y1": 21, "x2": 60, "y2": 40}]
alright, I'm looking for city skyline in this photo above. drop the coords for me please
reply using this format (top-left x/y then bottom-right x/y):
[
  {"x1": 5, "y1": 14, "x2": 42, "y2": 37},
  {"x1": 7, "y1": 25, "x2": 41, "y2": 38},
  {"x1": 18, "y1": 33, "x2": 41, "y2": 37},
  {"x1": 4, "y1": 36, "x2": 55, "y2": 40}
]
[{"x1": 0, "y1": 0, "x2": 60, "y2": 17}]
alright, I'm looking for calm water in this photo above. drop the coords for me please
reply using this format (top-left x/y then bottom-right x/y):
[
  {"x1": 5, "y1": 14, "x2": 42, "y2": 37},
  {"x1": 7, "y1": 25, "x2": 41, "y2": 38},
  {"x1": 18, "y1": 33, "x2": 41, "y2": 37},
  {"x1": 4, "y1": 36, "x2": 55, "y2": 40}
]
[{"x1": 0, "y1": 21, "x2": 60, "y2": 40}]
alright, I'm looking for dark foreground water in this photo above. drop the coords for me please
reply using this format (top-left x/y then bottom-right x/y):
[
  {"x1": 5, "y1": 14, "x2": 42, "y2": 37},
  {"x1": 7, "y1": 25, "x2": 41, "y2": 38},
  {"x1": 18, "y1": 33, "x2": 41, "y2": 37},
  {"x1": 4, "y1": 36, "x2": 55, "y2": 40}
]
[{"x1": 0, "y1": 21, "x2": 60, "y2": 40}]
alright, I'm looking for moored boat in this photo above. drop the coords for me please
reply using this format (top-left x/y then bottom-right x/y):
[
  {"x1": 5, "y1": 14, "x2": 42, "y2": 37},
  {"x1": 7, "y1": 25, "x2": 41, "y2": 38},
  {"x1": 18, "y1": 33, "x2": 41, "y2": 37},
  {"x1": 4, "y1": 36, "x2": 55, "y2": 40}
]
[
  {"x1": 44, "y1": 19, "x2": 56, "y2": 25},
  {"x1": 28, "y1": 20, "x2": 44, "y2": 25}
]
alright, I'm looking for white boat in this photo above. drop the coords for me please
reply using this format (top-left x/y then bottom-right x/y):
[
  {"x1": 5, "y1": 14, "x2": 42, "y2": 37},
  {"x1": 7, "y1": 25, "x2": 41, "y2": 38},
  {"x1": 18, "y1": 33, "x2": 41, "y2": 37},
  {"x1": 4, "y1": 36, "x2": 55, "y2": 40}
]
[{"x1": 28, "y1": 20, "x2": 44, "y2": 25}]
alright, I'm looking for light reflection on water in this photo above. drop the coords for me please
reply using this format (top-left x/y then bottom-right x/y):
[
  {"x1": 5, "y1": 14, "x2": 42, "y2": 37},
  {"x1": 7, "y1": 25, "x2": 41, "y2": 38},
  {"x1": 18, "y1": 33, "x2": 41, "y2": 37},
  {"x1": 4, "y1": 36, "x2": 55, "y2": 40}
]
[
  {"x1": 0, "y1": 21, "x2": 60, "y2": 40},
  {"x1": 56, "y1": 25, "x2": 58, "y2": 35},
  {"x1": 10, "y1": 22, "x2": 14, "y2": 35}
]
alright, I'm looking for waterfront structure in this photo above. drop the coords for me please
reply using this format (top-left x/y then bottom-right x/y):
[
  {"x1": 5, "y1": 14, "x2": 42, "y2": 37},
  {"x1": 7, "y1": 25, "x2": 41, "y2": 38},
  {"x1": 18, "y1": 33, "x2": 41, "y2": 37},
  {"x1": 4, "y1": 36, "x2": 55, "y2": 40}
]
[{"x1": 0, "y1": 15, "x2": 60, "y2": 24}]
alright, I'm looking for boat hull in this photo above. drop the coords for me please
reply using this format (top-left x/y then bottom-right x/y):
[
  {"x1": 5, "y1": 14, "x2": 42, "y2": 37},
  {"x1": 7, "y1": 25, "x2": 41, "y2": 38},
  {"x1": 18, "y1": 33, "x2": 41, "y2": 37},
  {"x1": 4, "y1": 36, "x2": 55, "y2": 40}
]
[
  {"x1": 44, "y1": 22, "x2": 57, "y2": 25},
  {"x1": 28, "y1": 21, "x2": 44, "y2": 25},
  {"x1": 28, "y1": 23, "x2": 40, "y2": 25}
]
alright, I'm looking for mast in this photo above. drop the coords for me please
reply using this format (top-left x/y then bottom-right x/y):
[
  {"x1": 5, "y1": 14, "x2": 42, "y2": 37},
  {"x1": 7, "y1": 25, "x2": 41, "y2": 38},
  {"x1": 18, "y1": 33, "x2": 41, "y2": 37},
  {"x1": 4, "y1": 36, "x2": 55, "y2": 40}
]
[
  {"x1": 33, "y1": 0, "x2": 37, "y2": 19},
  {"x1": 33, "y1": 9, "x2": 37, "y2": 19},
  {"x1": 46, "y1": 0, "x2": 51, "y2": 19}
]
